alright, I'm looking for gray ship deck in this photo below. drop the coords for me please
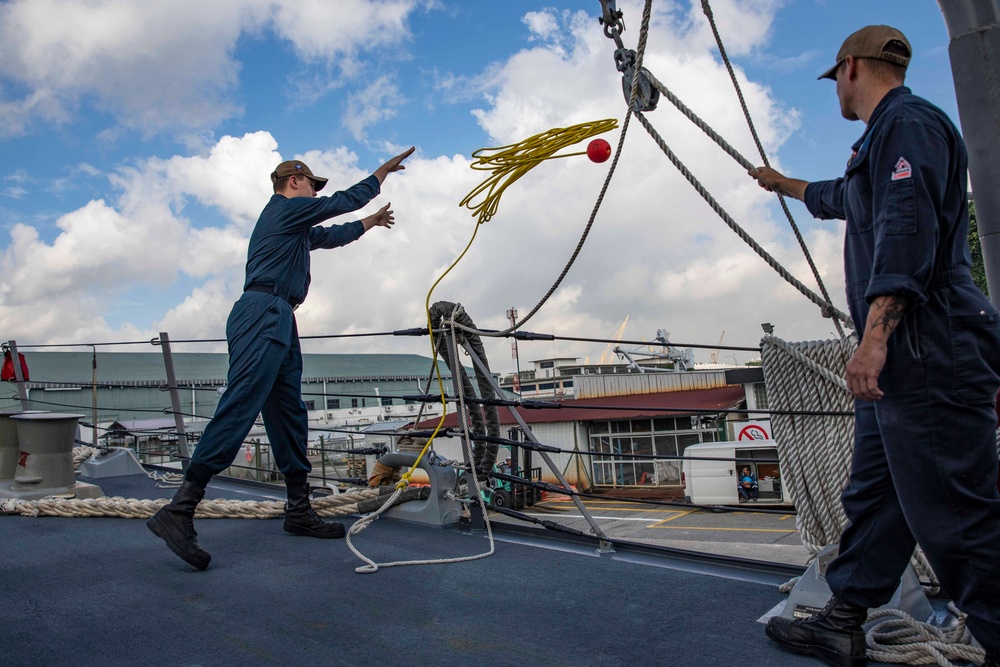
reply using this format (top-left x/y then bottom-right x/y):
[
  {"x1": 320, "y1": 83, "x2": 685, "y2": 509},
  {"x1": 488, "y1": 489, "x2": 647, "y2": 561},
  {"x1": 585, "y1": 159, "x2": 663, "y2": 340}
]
[{"x1": 2, "y1": 472, "x2": 823, "y2": 667}]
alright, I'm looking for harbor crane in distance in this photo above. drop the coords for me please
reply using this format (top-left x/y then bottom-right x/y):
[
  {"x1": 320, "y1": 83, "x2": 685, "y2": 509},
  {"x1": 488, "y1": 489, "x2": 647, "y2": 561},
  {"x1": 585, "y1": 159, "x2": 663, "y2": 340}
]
[{"x1": 615, "y1": 328, "x2": 694, "y2": 372}]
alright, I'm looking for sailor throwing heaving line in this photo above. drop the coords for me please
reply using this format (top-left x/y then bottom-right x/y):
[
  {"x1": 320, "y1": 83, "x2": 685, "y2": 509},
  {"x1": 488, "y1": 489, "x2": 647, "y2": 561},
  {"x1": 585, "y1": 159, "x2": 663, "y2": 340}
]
[{"x1": 148, "y1": 147, "x2": 414, "y2": 571}]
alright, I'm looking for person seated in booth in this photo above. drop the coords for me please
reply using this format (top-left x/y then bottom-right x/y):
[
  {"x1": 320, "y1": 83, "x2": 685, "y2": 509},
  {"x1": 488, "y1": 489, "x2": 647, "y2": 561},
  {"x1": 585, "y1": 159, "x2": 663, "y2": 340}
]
[{"x1": 738, "y1": 466, "x2": 759, "y2": 502}]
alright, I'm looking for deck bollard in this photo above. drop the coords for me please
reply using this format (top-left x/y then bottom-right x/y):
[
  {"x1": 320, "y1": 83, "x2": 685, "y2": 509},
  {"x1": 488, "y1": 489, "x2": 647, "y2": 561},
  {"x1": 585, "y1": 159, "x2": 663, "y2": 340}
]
[
  {"x1": 0, "y1": 412, "x2": 104, "y2": 500},
  {"x1": 0, "y1": 408, "x2": 46, "y2": 482},
  {"x1": 11, "y1": 412, "x2": 85, "y2": 489}
]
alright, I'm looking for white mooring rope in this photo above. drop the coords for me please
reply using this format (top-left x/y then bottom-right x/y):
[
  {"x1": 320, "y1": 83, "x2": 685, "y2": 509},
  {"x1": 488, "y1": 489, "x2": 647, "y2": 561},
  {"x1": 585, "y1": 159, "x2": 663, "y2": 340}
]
[{"x1": 0, "y1": 486, "x2": 380, "y2": 519}]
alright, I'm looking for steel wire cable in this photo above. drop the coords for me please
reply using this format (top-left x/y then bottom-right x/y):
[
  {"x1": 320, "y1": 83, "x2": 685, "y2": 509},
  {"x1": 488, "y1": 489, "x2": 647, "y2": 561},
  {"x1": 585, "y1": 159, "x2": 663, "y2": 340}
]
[
  {"x1": 6, "y1": 326, "x2": 763, "y2": 362},
  {"x1": 7, "y1": 388, "x2": 855, "y2": 419},
  {"x1": 485, "y1": 470, "x2": 797, "y2": 516},
  {"x1": 12, "y1": 339, "x2": 160, "y2": 349}
]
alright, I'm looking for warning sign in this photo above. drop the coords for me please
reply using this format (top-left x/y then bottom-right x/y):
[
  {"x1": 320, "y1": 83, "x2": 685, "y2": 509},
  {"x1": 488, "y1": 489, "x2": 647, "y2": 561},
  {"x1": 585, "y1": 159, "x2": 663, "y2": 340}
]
[{"x1": 734, "y1": 420, "x2": 771, "y2": 441}]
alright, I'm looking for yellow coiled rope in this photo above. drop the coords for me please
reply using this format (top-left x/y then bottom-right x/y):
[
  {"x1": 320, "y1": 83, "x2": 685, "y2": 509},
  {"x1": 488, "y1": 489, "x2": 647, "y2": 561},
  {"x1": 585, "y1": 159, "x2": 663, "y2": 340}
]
[
  {"x1": 460, "y1": 118, "x2": 619, "y2": 225},
  {"x1": 395, "y1": 118, "x2": 619, "y2": 489}
]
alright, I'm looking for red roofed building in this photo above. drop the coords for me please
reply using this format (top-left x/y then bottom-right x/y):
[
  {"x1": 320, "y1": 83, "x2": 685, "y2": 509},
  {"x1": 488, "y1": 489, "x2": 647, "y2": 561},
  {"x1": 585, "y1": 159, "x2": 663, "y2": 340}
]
[{"x1": 416, "y1": 371, "x2": 754, "y2": 496}]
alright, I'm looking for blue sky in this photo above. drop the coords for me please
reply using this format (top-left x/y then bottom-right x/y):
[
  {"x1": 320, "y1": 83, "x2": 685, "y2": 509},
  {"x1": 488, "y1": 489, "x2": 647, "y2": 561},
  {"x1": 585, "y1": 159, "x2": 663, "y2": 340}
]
[{"x1": 0, "y1": 0, "x2": 967, "y2": 368}]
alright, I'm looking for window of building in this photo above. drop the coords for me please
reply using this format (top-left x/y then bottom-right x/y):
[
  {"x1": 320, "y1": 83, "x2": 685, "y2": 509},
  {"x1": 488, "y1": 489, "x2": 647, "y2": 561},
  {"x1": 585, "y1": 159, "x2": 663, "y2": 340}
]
[
  {"x1": 326, "y1": 398, "x2": 340, "y2": 409},
  {"x1": 588, "y1": 415, "x2": 718, "y2": 488},
  {"x1": 539, "y1": 382, "x2": 555, "y2": 390},
  {"x1": 539, "y1": 361, "x2": 554, "y2": 369},
  {"x1": 563, "y1": 380, "x2": 574, "y2": 388},
  {"x1": 381, "y1": 397, "x2": 392, "y2": 406},
  {"x1": 753, "y1": 384, "x2": 769, "y2": 410},
  {"x1": 630, "y1": 419, "x2": 651, "y2": 433},
  {"x1": 351, "y1": 398, "x2": 359, "y2": 408},
  {"x1": 304, "y1": 400, "x2": 315, "y2": 410}
]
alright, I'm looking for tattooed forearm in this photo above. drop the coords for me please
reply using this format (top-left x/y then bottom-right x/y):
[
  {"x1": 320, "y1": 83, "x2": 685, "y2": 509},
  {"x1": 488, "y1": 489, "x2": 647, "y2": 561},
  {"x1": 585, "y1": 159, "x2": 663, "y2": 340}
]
[{"x1": 867, "y1": 296, "x2": 909, "y2": 337}]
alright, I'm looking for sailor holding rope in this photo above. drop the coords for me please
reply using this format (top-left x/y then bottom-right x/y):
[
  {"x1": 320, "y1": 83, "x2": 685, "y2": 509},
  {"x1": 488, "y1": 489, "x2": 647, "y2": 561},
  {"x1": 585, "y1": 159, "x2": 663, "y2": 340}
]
[
  {"x1": 751, "y1": 25, "x2": 1000, "y2": 667},
  {"x1": 147, "y1": 147, "x2": 414, "y2": 571}
]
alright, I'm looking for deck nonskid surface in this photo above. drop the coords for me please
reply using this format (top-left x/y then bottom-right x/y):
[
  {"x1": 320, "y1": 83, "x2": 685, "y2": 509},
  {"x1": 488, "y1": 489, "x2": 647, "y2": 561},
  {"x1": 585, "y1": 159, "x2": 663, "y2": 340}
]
[{"x1": 1, "y1": 474, "x2": 817, "y2": 666}]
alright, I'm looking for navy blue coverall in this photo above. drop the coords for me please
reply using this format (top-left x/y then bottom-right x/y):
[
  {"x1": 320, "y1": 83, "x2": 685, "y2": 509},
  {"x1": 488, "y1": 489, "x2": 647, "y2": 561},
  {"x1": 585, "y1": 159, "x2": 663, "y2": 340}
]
[
  {"x1": 804, "y1": 86, "x2": 1000, "y2": 651},
  {"x1": 188, "y1": 174, "x2": 380, "y2": 477}
]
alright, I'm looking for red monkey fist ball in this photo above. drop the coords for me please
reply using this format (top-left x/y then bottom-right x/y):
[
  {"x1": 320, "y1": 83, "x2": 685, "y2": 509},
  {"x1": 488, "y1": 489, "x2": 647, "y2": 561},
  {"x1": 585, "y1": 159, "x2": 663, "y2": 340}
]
[{"x1": 587, "y1": 138, "x2": 612, "y2": 163}]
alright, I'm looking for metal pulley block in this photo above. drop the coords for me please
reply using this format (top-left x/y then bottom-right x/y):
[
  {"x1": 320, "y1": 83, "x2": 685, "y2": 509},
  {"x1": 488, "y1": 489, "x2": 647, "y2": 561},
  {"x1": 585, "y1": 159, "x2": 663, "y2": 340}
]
[
  {"x1": 615, "y1": 48, "x2": 659, "y2": 112},
  {"x1": 620, "y1": 66, "x2": 659, "y2": 112}
]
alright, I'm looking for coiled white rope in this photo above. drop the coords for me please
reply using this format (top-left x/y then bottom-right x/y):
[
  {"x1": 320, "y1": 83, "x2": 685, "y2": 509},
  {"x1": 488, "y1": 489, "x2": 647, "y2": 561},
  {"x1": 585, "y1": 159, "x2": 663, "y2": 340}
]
[
  {"x1": 761, "y1": 336, "x2": 854, "y2": 554},
  {"x1": 761, "y1": 336, "x2": 939, "y2": 588},
  {"x1": 866, "y1": 603, "x2": 986, "y2": 666}
]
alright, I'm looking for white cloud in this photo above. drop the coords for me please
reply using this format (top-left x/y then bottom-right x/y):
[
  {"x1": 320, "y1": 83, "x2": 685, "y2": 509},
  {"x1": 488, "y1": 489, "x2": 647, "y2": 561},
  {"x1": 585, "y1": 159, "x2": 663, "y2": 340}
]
[
  {"x1": 0, "y1": 0, "x2": 246, "y2": 135},
  {"x1": 679, "y1": 0, "x2": 785, "y2": 56},
  {"x1": 0, "y1": 0, "x2": 425, "y2": 138},
  {"x1": 271, "y1": 0, "x2": 418, "y2": 62},
  {"x1": 342, "y1": 76, "x2": 404, "y2": 141},
  {"x1": 0, "y1": 131, "x2": 283, "y2": 344},
  {"x1": 760, "y1": 49, "x2": 823, "y2": 74},
  {"x1": 524, "y1": 10, "x2": 562, "y2": 42}
]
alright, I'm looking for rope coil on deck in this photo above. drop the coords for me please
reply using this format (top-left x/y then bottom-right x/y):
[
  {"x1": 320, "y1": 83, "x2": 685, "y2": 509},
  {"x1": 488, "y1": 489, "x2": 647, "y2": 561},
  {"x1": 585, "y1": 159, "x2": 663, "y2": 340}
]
[{"x1": 866, "y1": 603, "x2": 986, "y2": 666}]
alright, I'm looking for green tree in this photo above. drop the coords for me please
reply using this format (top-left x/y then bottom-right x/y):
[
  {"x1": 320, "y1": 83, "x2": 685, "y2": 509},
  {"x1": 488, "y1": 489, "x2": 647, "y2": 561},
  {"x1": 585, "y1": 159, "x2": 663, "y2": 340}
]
[{"x1": 969, "y1": 199, "x2": 989, "y2": 296}]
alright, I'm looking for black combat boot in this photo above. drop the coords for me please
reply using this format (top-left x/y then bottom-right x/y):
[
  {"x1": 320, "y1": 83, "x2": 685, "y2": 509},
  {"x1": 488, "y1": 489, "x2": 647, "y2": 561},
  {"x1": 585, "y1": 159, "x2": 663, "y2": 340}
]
[
  {"x1": 147, "y1": 480, "x2": 211, "y2": 570},
  {"x1": 765, "y1": 596, "x2": 868, "y2": 667},
  {"x1": 283, "y1": 471, "x2": 345, "y2": 539}
]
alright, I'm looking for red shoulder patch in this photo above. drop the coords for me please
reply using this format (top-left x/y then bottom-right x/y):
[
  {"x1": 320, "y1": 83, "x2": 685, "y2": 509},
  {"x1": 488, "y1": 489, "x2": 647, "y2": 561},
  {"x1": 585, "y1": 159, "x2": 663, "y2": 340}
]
[{"x1": 891, "y1": 157, "x2": 911, "y2": 181}]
